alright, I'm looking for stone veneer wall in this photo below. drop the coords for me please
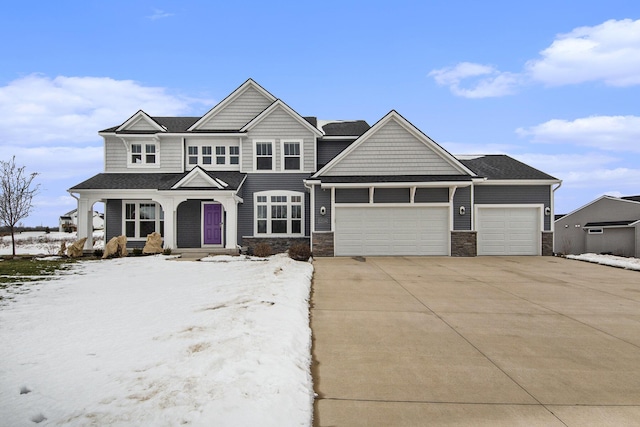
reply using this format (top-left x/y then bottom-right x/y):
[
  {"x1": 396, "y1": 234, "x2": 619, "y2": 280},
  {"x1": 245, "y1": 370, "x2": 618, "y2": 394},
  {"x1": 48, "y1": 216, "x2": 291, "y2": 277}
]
[
  {"x1": 312, "y1": 232, "x2": 335, "y2": 257},
  {"x1": 242, "y1": 237, "x2": 310, "y2": 256},
  {"x1": 451, "y1": 231, "x2": 477, "y2": 257},
  {"x1": 542, "y1": 231, "x2": 554, "y2": 256}
]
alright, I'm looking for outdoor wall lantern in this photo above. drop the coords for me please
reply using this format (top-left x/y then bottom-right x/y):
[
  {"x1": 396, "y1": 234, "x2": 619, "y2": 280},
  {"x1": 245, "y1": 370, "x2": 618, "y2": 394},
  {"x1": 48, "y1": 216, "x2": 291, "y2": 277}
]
[
  {"x1": 320, "y1": 206, "x2": 327, "y2": 216},
  {"x1": 459, "y1": 206, "x2": 466, "y2": 215},
  {"x1": 544, "y1": 207, "x2": 551, "y2": 216}
]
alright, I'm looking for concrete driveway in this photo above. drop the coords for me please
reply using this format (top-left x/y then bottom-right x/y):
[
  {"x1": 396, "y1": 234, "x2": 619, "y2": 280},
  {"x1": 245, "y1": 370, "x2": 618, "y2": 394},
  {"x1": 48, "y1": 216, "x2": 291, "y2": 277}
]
[{"x1": 311, "y1": 256, "x2": 640, "y2": 426}]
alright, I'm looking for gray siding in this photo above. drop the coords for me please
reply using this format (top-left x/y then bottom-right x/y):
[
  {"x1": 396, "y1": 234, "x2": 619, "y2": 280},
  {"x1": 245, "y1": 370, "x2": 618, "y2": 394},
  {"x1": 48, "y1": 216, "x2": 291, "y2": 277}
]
[
  {"x1": 335, "y1": 188, "x2": 368, "y2": 203},
  {"x1": 374, "y1": 188, "x2": 410, "y2": 203},
  {"x1": 237, "y1": 173, "x2": 311, "y2": 244},
  {"x1": 322, "y1": 119, "x2": 463, "y2": 176},
  {"x1": 555, "y1": 197, "x2": 640, "y2": 255},
  {"x1": 314, "y1": 186, "x2": 332, "y2": 232},
  {"x1": 177, "y1": 200, "x2": 201, "y2": 248},
  {"x1": 474, "y1": 185, "x2": 552, "y2": 231},
  {"x1": 317, "y1": 140, "x2": 353, "y2": 167},
  {"x1": 415, "y1": 188, "x2": 448, "y2": 203},
  {"x1": 243, "y1": 106, "x2": 317, "y2": 172},
  {"x1": 104, "y1": 136, "x2": 183, "y2": 173},
  {"x1": 105, "y1": 199, "x2": 122, "y2": 242},
  {"x1": 453, "y1": 186, "x2": 472, "y2": 230},
  {"x1": 199, "y1": 86, "x2": 273, "y2": 130},
  {"x1": 586, "y1": 228, "x2": 635, "y2": 257}
]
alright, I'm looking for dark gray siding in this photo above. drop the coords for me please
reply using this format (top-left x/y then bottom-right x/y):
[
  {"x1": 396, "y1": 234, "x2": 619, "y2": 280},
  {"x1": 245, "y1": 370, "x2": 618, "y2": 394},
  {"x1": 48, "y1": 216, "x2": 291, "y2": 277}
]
[
  {"x1": 453, "y1": 186, "x2": 471, "y2": 230},
  {"x1": 474, "y1": 185, "x2": 552, "y2": 230},
  {"x1": 415, "y1": 188, "x2": 448, "y2": 203},
  {"x1": 105, "y1": 199, "x2": 122, "y2": 242},
  {"x1": 374, "y1": 188, "x2": 410, "y2": 203},
  {"x1": 335, "y1": 188, "x2": 368, "y2": 203},
  {"x1": 177, "y1": 200, "x2": 201, "y2": 248},
  {"x1": 317, "y1": 140, "x2": 352, "y2": 167},
  {"x1": 314, "y1": 186, "x2": 332, "y2": 232},
  {"x1": 237, "y1": 173, "x2": 311, "y2": 244}
]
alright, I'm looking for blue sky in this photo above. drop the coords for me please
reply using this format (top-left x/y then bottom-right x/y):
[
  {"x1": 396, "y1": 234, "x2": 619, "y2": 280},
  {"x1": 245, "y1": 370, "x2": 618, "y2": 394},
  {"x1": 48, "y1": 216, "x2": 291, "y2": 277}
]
[{"x1": 1, "y1": 1, "x2": 639, "y2": 226}]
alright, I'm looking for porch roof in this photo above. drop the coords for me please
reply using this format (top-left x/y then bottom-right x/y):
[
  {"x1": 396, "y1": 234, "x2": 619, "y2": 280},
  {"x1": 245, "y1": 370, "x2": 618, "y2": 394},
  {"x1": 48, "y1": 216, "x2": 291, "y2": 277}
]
[
  {"x1": 316, "y1": 175, "x2": 473, "y2": 184},
  {"x1": 69, "y1": 171, "x2": 246, "y2": 191}
]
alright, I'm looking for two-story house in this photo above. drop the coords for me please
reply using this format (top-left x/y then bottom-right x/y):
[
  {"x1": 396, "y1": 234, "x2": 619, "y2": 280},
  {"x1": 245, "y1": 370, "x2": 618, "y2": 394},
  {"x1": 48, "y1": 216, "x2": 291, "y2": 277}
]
[{"x1": 69, "y1": 79, "x2": 561, "y2": 256}]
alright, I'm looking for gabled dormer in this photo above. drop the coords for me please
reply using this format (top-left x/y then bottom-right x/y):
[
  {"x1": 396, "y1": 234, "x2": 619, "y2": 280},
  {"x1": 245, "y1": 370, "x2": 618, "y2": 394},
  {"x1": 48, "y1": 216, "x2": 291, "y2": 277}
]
[{"x1": 117, "y1": 110, "x2": 167, "y2": 133}]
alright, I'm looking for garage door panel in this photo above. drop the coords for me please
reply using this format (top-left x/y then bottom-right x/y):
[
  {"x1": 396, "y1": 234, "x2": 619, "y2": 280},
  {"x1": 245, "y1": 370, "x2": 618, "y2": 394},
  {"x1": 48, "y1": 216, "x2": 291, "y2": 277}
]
[
  {"x1": 335, "y1": 206, "x2": 449, "y2": 256},
  {"x1": 477, "y1": 207, "x2": 539, "y2": 256}
]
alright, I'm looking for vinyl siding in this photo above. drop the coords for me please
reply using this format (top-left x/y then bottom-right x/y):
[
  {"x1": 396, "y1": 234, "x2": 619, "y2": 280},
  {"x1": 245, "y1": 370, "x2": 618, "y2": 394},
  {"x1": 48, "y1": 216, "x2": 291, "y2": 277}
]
[
  {"x1": 127, "y1": 117, "x2": 159, "y2": 131},
  {"x1": 373, "y1": 188, "x2": 410, "y2": 203},
  {"x1": 104, "y1": 136, "x2": 183, "y2": 173},
  {"x1": 237, "y1": 174, "x2": 311, "y2": 244},
  {"x1": 314, "y1": 186, "x2": 332, "y2": 232},
  {"x1": 198, "y1": 86, "x2": 273, "y2": 130},
  {"x1": 474, "y1": 185, "x2": 551, "y2": 231},
  {"x1": 243, "y1": 106, "x2": 317, "y2": 172},
  {"x1": 105, "y1": 199, "x2": 122, "y2": 242},
  {"x1": 177, "y1": 200, "x2": 201, "y2": 248},
  {"x1": 453, "y1": 186, "x2": 472, "y2": 230},
  {"x1": 323, "y1": 119, "x2": 463, "y2": 176},
  {"x1": 335, "y1": 188, "x2": 368, "y2": 203},
  {"x1": 317, "y1": 140, "x2": 353, "y2": 168}
]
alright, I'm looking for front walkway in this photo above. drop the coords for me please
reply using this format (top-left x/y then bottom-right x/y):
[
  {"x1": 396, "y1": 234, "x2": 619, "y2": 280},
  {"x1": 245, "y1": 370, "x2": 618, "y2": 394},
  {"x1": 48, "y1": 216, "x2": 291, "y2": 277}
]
[{"x1": 311, "y1": 256, "x2": 640, "y2": 426}]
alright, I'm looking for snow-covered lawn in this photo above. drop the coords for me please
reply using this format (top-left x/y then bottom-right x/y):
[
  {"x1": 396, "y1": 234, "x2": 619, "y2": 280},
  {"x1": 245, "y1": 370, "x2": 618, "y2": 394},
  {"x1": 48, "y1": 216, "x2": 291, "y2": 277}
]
[
  {"x1": 566, "y1": 253, "x2": 640, "y2": 271},
  {"x1": 0, "y1": 231, "x2": 105, "y2": 256},
  {"x1": 0, "y1": 252, "x2": 314, "y2": 426}
]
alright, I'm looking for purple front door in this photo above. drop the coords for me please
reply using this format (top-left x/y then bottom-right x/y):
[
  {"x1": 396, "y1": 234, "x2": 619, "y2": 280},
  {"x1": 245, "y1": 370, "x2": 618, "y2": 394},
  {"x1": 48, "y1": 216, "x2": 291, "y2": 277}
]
[{"x1": 203, "y1": 203, "x2": 222, "y2": 245}]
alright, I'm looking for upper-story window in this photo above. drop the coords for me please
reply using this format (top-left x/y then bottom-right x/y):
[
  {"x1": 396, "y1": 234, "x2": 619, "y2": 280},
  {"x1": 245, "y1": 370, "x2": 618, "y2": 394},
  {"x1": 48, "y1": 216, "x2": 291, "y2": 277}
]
[
  {"x1": 216, "y1": 146, "x2": 226, "y2": 164},
  {"x1": 129, "y1": 142, "x2": 159, "y2": 167},
  {"x1": 186, "y1": 142, "x2": 239, "y2": 169},
  {"x1": 188, "y1": 146, "x2": 198, "y2": 165},
  {"x1": 282, "y1": 141, "x2": 301, "y2": 170},
  {"x1": 230, "y1": 146, "x2": 240, "y2": 164},
  {"x1": 255, "y1": 141, "x2": 274, "y2": 170},
  {"x1": 202, "y1": 146, "x2": 212, "y2": 164}
]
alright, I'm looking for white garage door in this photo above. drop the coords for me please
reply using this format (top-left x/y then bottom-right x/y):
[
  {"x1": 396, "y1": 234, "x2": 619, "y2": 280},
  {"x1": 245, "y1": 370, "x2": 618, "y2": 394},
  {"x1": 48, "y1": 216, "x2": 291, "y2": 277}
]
[
  {"x1": 477, "y1": 207, "x2": 540, "y2": 255},
  {"x1": 334, "y1": 206, "x2": 449, "y2": 256}
]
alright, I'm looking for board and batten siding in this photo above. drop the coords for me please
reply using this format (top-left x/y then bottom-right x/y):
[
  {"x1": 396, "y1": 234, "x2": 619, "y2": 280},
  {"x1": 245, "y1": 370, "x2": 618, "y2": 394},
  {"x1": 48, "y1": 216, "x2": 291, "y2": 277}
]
[
  {"x1": 242, "y1": 106, "x2": 317, "y2": 172},
  {"x1": 237, "y1": 174, "x2": 311, "y2": 244},
  {"x1": 323, "y1": 119, "x2": 463, "y2": 176},
  {"x1": 198, "y1": 86, "x2": 274, "y2": 131},
  {"x1": 104, "y1": 136, "x2": 183, "y2": 173},
  {"x1": 474, "y1": 185, "x2": 552, "y2": 231}
]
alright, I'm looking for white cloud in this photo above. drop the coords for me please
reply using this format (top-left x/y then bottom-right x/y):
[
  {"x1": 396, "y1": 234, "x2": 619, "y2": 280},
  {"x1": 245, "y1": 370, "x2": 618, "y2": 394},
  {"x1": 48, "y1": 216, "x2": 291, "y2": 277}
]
[
  {"x1": 516, "y1": 115, "x2": 640, "y2": 153},
  {"x1": 0, "y1": 74, "x2": 211, "y2": 146},
  {"x1": 430, "y1": 19, "x2": 640, "y2": 97},
  {"x1": 526, "y1": 19, "x2": 640, "y2": 87},
  {"x1": 148, "y1": 9, "x2": 174, "y2": 20},
  {"x1": 428, "y1": 62, "x2": 521, "y2": 98}
]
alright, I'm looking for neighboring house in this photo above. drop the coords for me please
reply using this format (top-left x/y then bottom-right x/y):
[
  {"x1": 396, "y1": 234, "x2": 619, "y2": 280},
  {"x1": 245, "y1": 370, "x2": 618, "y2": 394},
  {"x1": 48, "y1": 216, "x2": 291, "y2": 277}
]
[
  {"x1": 59, "y1": 209, "x2": 104, "y2": 232},
  {"x1": 554, "y1": 195, "x2": 640, "y2": 257},
  {"x1": 68, "y1": 79, "x2": 561, "y2": 256}
]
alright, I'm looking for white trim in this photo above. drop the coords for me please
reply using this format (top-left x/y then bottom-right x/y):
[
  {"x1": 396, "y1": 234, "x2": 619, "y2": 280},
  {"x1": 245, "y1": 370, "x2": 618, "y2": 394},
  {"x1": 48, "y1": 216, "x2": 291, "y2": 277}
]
[
  {"x1": 335, "y1": 202, "x2": 451, "y2": 208},
  {"x1": 281, "y1": 139, "x2": 303, "y2": 172},
  {"x1": 201, "y1": 202, "x2": 224, "y2": 247},
  {"x1": 116, "y1": 110, "x2": 166, "y2": 133},
  {"x1": 253, "y1": 139, "x2": 276, "y2": 172},
  {"x1": 253, "y1": 190, "x2": 305, "y2": 237},
  {"x1": 320, "y1": 181, "x2": 473, "y2": 189},
  {"x1": 122, "y1": 200, "x2": 164, "y2": 241},
  {"x1": 124, "y1": 139, "x2": 161, "y2": 169}
]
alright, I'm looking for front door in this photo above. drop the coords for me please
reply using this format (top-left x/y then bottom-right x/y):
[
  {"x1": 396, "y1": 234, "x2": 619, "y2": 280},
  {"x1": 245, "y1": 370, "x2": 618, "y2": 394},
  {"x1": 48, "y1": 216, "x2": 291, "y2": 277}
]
[{"x1": 203, "y1": 203, "x2": 222, "y2": 245}]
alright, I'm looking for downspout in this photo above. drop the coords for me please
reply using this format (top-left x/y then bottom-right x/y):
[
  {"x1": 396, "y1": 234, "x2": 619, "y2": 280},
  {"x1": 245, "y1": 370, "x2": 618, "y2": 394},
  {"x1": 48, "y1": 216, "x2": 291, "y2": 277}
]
[
  {"x1": 303, "y1": 180, "x2": 315, "y2": 251},
  {"x1": 551, "y1": 181, "x2": 562, "y2": 233}
]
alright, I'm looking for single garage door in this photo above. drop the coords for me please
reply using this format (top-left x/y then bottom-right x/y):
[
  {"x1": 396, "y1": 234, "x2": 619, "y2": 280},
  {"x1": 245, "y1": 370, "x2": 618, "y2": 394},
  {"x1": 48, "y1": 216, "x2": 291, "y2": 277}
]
[
  {"x1": 477, "y1": 207, "x2": 540, "y2": 255},
  {"x1": 334, "y1": 206, "x2": 449, "y2": 256}
]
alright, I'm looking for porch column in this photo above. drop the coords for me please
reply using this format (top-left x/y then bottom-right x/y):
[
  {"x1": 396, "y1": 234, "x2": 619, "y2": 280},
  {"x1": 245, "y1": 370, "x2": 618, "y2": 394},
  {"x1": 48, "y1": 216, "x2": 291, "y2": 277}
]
[
  {"x1": 156, "y1": 197, "x2": 176, "y2": 250},
  {"x1": 219, "y1": 196, "x2": 238, "y2": 249},
  {"x1": 77, "y1": 197, "x2": 96, "y2": 251}
]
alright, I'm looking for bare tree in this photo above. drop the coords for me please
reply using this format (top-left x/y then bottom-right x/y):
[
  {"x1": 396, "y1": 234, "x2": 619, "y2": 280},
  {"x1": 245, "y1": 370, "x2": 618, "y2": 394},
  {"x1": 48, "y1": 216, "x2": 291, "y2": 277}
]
[{"x1": 0, "y1": 157, "x2": 40, "y2": 256}]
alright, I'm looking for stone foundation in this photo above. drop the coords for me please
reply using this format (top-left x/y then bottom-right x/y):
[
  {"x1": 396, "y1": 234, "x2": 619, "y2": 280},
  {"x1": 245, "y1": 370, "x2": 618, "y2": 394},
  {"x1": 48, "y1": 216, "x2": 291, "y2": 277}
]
[
  {"x1": 451, "y1": 231, "x2": 477, "y2": 257},
  {"x1": 242, "y1": 236, "x2": 310, "y2": 256},
  {"x1": 542, "y1": 231, "x2": 554, "y2": 256},
  {"x1": 312, "y1": 232, "x2": 335, "y2": 257}
]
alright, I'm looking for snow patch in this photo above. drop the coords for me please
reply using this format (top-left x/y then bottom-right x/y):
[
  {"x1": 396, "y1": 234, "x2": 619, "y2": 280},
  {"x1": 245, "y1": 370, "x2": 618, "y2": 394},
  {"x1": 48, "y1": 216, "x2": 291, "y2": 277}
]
[{"x1": 566, "y1": 253, "x2": 640, "y2": 271}]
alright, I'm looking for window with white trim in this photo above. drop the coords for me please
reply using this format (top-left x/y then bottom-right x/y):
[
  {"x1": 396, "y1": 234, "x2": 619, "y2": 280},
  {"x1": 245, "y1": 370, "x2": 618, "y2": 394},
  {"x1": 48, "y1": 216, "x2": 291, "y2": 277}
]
[
  {"x1": 188, "y1": 146, "x2": 198, "y2": 165},
  {"x1": 255, "y1": 141, "x2": 273, "y2": 170},
  {"x1": 202, "y1": 146, "x2": 212, "y2": 165},
  {"x1": 123, "y1": 202, "x2": 164, "y2": 239},
  {"x1": 255, "y1": 191, "x2": 304, "y2": 236},
  {"x1": 588, "y1": 228, "x2": 603, "y2": 234},
  {"x1": 282, "y1": 141, "x2": 301, "y2": 170},
  {"x1": 130, "y1": 142, "x2": 159, "y2": 166},
  {"x1": 216, "y1": 146, "x2": 226, "y2": 164},
  {"x1": 229, "y1": 146, "x2": 240, "y2": 164}
]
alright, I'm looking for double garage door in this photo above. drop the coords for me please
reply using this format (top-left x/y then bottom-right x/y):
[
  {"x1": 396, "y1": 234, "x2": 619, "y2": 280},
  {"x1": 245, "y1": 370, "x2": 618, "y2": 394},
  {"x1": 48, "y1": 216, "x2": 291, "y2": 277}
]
[
  {"x1": 476, "y1": 207, "x2": 541, "y2": 256},
  {"x1": 334, "y1": 206, "x2": 449, "y2": 256},
  {"x1": 334, "y1": 205, "x2": 541, "y2": 256}
]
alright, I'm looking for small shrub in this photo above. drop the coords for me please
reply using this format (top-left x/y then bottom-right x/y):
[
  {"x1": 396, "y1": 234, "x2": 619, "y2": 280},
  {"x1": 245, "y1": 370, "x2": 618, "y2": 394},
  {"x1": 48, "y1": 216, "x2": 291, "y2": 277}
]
[
  {"x1": 132, "y1": 248, "x2": 143, "y2": 256},
  {"x1": 253, "y1": 242, "x2": 273, "y2": 258},
  {"x1": 93, "y1": 249, "x2": 104, "y2": 258},
  {"x1": 288, "y1": 243, "x2": 311, "y2": 261},
  {"x1": 163, "y1": 247, "x2": 172, "y2": 255}
]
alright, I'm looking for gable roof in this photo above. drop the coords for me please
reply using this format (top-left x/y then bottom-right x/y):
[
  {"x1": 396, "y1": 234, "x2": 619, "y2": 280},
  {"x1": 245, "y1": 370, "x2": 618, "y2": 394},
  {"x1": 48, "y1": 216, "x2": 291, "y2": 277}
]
[
  {"x1": 457, "y1": 155, "x2": 558, "y2": 181},
  {"x1": 187, "y1": 79, "x2": 277, "y2": 131},
  {"x1": 584, "y1": 220, "x2": 640, "y2": 228},
  {"x1": 171, "y1": 166, "x2": 229, "y2": 190},
  {"x1": 318, "y1": 120, "x2": 370, "y2": 136},
  {"x1": 115, "y1": 110, "x2": 167, "y2": 133},
  {"x1": 554, "y1": 195, "x2": 640, "y2": 222},
  {"x1": 314, "y1": 110, "x2": 476, "y2": 178},
  {"x1": 622, "y1": 195, "x2": 640, "y2": 203},
  {"x1": 240, "y1": 99, "x2": 324, "y2": 136},
  {"x1": 69, "y1": 171, "x2": 246, "y2": 191}
]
